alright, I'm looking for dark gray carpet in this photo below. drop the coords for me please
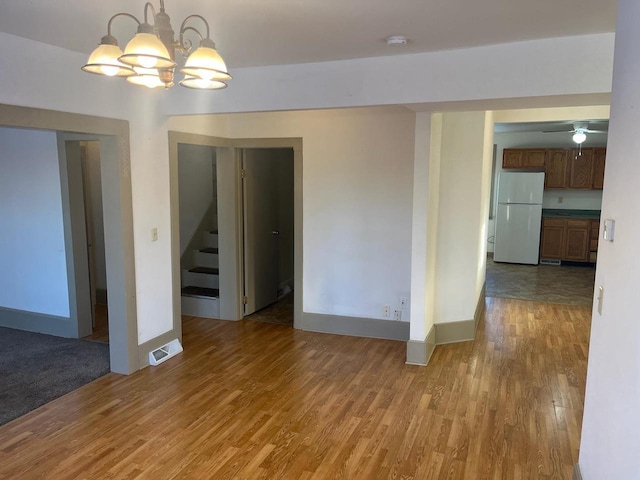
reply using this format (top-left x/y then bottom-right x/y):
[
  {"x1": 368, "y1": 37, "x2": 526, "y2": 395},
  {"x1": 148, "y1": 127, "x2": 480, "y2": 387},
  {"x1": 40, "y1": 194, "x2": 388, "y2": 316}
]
[{"x1": 0, "y1": 326, "x2": 110, "y2": 426}]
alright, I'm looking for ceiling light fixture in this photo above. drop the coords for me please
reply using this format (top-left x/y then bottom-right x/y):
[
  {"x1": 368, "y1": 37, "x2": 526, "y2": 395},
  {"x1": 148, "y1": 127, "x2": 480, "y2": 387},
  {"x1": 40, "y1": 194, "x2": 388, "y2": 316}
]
[
  {"x1": 572, "y1": 129, "x2": 587, "y2": 144},
  {"x1": 82, "y1": 0, "x2": 231, "y2": 90}
]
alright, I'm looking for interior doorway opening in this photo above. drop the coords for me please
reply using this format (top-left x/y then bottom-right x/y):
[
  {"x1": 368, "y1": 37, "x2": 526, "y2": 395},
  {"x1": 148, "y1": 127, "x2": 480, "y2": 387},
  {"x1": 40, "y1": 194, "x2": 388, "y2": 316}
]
[
  {"x1": 168, "y1": 132, "x2": 303, "y2": 329},
  {"x1": 485, "y1": 116, "x2": 607, "y2": 306},
  {"x1": 78, "y1": 141, "x2": 109, "y2": 342},
  {"x1": 177, "y1": 143, "x2": 221, "y2": 319},
  {"x1": 241, "y1": 148, "x2": 295, "y2": 324}
]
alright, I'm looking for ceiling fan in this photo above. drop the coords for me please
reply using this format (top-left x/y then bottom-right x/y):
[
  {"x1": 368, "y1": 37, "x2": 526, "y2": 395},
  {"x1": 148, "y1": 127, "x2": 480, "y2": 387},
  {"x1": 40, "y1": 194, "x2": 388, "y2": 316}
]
[{"x1": 543, "y1": 122, "x2": 608, "y2": 144}]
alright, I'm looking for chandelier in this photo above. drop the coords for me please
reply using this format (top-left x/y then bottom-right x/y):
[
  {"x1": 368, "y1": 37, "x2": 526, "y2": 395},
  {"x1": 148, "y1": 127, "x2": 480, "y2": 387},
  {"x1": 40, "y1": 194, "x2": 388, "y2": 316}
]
[{"x1": 82, "y1": 1, "x2": 231, "y2": 90}]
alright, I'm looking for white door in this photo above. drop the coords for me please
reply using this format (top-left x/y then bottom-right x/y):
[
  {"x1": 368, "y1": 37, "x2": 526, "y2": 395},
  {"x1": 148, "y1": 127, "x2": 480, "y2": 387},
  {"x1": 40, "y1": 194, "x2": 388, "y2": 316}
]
[{"x1": 242, "y1": 149, "x2": 280, "y2": 315}]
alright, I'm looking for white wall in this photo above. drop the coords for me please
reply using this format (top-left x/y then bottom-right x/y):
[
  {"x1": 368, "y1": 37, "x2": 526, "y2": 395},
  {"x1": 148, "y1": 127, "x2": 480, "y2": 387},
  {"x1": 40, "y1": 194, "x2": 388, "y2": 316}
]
[
  {"x1": 0, "y1": 127, "x2": 69, "y2": 317},
  {"x1": 578, "y1": 0, "x2": 640, "y2": 477},
  {"x1": 0, "y1": 29, "x2": 618, "y2": 353},
  {"x1": 435, "y1": 112, "x2": 493, "y2": 324},
  {"x1": 170, "y1": 107, "x2": 415, "y2": 321},
  {"x1": 0, "y1": 33, "x2": 176, "y2": 345},
  {"x1": 541, "y1": 189, "x2": 603, "y2": 210},
  {"x1": 178, "y1": 143, "x2": 216, "y2": 255},
  {"x1": 163, "y1": 34, "x2": 615, "y2": 115}
]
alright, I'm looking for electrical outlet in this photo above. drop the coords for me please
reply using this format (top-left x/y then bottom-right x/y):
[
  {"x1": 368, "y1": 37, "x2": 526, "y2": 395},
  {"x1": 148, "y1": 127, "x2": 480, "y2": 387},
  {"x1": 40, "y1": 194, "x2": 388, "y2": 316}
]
[
  {"x1": 400, "y1": 297, "x2": 408, "y2": 309},
  {"x1": 152, "y1": 227, "x2": 158, "y2": 242},
  {"x1": 383, "y1": 305, "x2": 390, "y2": 317},
  {"x1": 394, "y1": 310, "x2": 402, "y2": 321},
  {"x1": 558, "y1": 196, "x2": 564, "y2": 204}
]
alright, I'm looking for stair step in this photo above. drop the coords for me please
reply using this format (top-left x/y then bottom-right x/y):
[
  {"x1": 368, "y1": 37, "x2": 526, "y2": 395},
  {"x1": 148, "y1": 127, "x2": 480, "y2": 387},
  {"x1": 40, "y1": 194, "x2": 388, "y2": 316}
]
[
  {"x1": 200, "y1": 247, "x2": 219, "y2": 254},
  {"x1": 203, "y1": 231, "x2": 219, "y2": 248},
  {"x1": 189, "y1": 266, "x2": 219, "y2": 275},
  {"x1": 181, "y1": 295, "x2": 219, "y2": 319},
  {"x1": 182, "y1": 269, "x2": 219, "y2": 289},
  {"x1": 192, "y1": 250, "x2": 218, "y2": 268},
  {"x1": 181, "y1": 286, "x2": 219, "y2": 298}
]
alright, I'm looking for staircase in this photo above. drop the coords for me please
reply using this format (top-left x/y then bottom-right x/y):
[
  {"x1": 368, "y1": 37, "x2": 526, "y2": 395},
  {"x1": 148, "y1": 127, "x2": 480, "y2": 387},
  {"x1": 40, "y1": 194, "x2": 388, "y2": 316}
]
[{"x1": 181, "y1": 230, "x2": 220, "y2": 318}]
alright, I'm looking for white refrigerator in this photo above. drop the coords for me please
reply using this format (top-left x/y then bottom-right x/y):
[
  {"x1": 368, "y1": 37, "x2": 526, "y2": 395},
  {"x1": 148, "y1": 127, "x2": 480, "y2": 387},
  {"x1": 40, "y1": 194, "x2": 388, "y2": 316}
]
[{"x1": 493, "y1": 172, "x2": 545, "y2": 265}]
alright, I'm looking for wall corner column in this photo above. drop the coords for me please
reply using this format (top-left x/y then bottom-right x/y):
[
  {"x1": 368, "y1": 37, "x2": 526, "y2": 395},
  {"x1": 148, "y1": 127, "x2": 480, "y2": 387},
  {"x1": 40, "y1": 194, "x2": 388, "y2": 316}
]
[{"x1": 407, "y1": 112, "x2": 442, "y2": 365}]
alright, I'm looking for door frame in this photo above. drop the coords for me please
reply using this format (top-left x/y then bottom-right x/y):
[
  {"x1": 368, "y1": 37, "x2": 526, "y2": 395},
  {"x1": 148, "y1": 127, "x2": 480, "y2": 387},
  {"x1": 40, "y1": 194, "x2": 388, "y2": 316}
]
[
  {"x1": 168, "y1": 132, "x2": 303, "y2": 328},
  {"x1": 0, "y1": 104, "x2": 139, "y2": 374},
  {"x1": 241, "y1": 147, "x2": 294, "y2": 317}
]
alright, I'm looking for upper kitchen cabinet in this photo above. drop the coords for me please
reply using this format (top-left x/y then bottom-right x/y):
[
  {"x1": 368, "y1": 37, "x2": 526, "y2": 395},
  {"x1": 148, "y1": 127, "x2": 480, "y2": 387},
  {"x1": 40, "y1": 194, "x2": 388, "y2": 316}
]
[
  {"x1": 592, "y1": 147, "x2": 606, "y2": 189},
  {"x1": 503, "y1": 146, "x2": 605, "y2": 190},
  {"x1": 568, "y1": 148, "x2": 595, "y2": 189},
  {"x1": 544, "y1": 149, "x2": 569, "y2": 189},
  {"x1": 502, "y1": 148, "x2": 546, "y2": 169}
]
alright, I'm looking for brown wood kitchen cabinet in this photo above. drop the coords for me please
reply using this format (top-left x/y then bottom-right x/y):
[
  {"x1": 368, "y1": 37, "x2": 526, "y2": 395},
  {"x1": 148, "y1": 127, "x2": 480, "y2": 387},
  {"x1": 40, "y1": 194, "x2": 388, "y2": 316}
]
[
  {"x1": 544, "y1": 149, "x2": 569, "y2": 189},
  {"x1": 540, "y1": 217, "x2": 593, "y2": 262},
  {"x1": 540, "y1": 218, "x2": 565, "y2": 259},
  {"x1": 567, "y1": 148, "x2": 595, "y2": 189},
  {"x1": 502, "y1": 149, "x2": 546, "y2": 169},
  {"x1": 590, "y1": 220, "x2": 600, "y2": 262},
  {"x1": 592, "y1": 147, "x2": 606, "y2": 189},
  {"x1": 564, "y1": 219, "x2": 591, "y2": 261},
  {"x1": 504, "y1": 146, "x2": 606, "y2": 190}
]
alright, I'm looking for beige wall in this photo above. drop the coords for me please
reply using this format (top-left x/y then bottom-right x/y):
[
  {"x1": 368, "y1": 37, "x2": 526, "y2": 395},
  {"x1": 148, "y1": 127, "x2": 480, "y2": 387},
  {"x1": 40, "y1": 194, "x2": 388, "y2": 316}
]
[
  {"x1": 435, "y1": 111, "x2": 493, "y2": 325},
  {"x1": 170, "y1": 107, "x2": 416, "y2": 321},
  {"x1": 578, "y1": 0, "x2": 640, "y2": 476}
]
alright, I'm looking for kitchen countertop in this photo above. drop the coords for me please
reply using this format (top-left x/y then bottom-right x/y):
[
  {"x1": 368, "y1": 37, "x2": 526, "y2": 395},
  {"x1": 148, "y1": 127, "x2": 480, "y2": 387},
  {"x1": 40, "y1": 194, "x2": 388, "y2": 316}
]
[{"x1": 542, "y1": 209, "x2": 601, "y2": 220}]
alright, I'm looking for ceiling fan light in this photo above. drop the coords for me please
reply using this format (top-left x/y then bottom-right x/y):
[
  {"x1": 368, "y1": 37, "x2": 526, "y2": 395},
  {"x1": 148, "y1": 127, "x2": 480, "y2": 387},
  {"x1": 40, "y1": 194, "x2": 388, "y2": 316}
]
[
  {"x1": 119, "y1": 31, "x2": 176, "y2": 69},
  {"x1": 572, "y1": 131, "x2": 587, "y2": 144},
  {"x1": 179, "y1": 75, "x2": 227, "y2": 90},
  {"x1": 82, "y1": 42, "x2": 136, "y2": 77},
  {"x1": 180, "y1": 42, "x2": 231, "y2": 81}
]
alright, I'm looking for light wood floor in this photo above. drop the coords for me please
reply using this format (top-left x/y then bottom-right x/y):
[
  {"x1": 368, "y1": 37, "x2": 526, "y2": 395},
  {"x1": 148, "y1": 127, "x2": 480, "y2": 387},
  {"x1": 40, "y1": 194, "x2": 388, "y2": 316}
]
[
  {"x1": 83, "y1": 304, "x2": 109, "y2": 343},
  {"x1": 0, "y1": 297, "x2": 590, "y2": 479}
]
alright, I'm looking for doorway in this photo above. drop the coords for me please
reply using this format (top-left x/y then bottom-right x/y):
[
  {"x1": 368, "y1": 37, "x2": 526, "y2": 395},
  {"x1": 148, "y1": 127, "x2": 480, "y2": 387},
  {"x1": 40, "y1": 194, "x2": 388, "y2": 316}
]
[
  {"x1": 79, "y1": 141, "x2": 109, "y2": 342},
  {"x1": 0, "y1": 104, "x2": 139, "y2": 376},
  {"x1": 168, "y1": 132, "x2": 303, "y2": 328},
  {"x1": 241, "y1": 148, "x2": 295, "y2": 322},
  {"x1": 486, "y1": 118, "x2": 606, "y2": 306}
]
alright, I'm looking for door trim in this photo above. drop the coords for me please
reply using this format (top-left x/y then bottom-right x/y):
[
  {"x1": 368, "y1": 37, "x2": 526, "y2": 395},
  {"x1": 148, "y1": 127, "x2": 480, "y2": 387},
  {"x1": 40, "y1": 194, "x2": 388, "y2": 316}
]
[
  {"x1": 0, "y1": 104, "x2": 139, "y2": 374},
  {"x1": 168, "y1": 132, "x2": 303, "y2": 329}
]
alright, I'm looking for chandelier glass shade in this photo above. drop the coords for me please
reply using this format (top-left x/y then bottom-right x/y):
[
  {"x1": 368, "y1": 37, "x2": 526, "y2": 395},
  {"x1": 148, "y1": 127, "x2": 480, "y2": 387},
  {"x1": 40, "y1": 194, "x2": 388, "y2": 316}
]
[{"x1": 82, "y1": 1, "x2": 231, "y2": 90}]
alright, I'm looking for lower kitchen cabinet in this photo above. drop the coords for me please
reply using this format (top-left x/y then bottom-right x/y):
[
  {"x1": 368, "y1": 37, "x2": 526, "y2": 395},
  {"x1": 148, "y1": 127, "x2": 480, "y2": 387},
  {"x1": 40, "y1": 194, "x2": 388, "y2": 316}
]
[
  {"x1": 564, "y1": 220, "x2": 591, "y2": 261},
  {"x1": 540, "y1": 219, "x2": 565, "y2": 259},
  {"x1": 590, "y1": 220, "x2": 600, "y2": 262},
  {"x1": 540, "y1": 217, "x2": 594, "y2": 263}
]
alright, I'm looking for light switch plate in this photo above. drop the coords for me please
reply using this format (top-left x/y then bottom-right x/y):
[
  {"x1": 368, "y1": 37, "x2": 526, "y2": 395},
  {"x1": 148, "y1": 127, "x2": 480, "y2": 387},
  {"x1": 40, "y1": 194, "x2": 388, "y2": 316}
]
[{"x1": 603, "y1": 219, "x2": 615, "y2": 242}]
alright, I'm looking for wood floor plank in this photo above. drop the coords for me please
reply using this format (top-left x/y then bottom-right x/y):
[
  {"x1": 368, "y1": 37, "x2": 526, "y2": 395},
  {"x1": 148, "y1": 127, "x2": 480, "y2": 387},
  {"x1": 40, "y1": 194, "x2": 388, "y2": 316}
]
[{"x1": 0, "y1": 297, "x2": 590, "y2": 479}]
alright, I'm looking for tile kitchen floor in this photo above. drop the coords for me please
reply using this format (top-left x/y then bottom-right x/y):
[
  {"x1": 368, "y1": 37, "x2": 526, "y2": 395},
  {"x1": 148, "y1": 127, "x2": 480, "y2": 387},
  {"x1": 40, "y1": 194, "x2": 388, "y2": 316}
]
[{"x1": 486, "y1": 254, "x2": 596, "y2": 306}]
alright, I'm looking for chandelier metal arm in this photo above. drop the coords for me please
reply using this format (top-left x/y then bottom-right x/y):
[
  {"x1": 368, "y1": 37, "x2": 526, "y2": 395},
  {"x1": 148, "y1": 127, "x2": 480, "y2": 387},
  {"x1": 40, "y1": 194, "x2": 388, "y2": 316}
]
[
  {"x1": 106, "y1": 13, "x2": 141, "y2": 38},
  {"x1": 178, "y1": 15, "x2": 212, "y2": 52},
  {"x1": 177, "y1": 26, "x2": 204, "y2": 54},
  {"x1": 143, "y1": 2, "x2": 158, "y2": 26}
]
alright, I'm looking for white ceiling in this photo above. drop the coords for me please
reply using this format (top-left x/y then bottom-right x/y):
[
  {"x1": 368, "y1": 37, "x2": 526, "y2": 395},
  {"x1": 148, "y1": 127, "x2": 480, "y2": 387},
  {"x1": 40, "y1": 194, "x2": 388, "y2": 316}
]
[{"x1": 0, "y1": 0, "x2": 617, "y2": 68}]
